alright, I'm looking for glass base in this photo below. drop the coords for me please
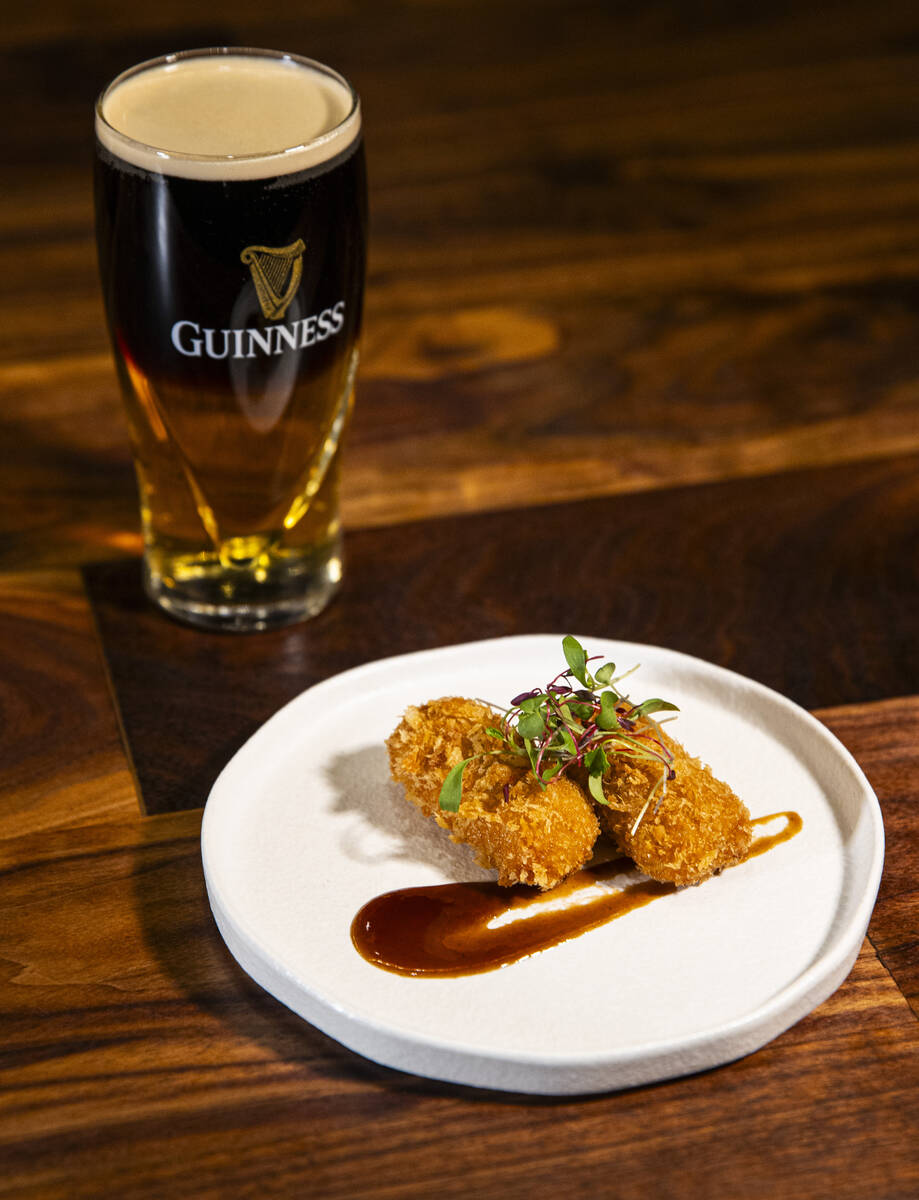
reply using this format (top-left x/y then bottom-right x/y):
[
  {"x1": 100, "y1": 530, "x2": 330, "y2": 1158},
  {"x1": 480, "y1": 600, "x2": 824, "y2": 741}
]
[{"x1": 143, "y1": 541, "x2": 343, "y2": 632}]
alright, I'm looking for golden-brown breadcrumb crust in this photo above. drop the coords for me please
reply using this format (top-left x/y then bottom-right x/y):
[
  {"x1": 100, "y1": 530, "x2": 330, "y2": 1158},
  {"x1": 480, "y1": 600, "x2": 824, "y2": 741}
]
[
  {"x1": 593, "y1": 730, "x2": 752, "y2": 887},
  {"x1": 387, "y1": 697, "x2": 751, "y2": 890}
]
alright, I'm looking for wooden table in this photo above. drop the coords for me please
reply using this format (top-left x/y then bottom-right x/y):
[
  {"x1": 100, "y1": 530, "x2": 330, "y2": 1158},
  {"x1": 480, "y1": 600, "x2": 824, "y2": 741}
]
[{"x1": 2, "y1": 2, "x2": 918, "y2": 1195}]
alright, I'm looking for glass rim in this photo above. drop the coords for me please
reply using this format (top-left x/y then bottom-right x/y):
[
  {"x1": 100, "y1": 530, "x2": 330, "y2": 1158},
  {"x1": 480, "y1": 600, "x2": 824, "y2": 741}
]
[{"x1": 95, "y1": 46, "x2": 361, "y2": 168}]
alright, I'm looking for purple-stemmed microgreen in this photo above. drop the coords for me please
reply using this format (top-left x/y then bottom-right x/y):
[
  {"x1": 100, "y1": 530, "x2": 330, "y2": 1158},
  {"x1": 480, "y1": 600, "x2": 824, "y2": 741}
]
[{"x1": 438, "y1": 636, "x2": 679, "y2": 831}]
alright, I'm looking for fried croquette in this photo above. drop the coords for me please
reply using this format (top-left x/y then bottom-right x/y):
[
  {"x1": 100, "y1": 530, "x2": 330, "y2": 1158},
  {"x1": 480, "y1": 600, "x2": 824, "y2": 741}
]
[
  {"x1": 387, "y1": 697, "x2": 751, "y2": 891},
  {"x1": 387, "y1": 697, "x2": 599, "y2": 889},
  {"x1": 386, "y1": 697, "x2": 496, "y2": 816},
  {"x1": 594, "y1": 730, "x2": 752, "y2": 887}
]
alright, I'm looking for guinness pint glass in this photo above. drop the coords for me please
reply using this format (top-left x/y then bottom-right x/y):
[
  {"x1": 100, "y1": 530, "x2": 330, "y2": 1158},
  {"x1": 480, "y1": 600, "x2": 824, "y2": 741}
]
[{"x1": 95, "y1": 48, "x2": 367, "y2": 630}]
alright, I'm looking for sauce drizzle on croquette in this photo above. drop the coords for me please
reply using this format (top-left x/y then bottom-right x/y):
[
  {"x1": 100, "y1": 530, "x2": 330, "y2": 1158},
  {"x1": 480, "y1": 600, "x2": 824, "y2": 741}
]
[{"x1": 352, "y1": 812, "x2": 801, "y2": 977}]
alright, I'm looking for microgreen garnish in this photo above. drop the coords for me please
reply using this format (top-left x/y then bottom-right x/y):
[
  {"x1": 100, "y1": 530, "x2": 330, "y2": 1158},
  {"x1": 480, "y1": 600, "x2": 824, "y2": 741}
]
[{"x1": 438, "y1": 636, "x2": 679, "y2": 828}]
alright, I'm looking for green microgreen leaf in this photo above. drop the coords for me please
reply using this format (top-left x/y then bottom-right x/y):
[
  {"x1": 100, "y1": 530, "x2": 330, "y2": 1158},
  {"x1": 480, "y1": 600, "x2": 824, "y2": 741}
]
[
  {"x1": 562, "y1": 635, "x2": 590, "y2": 687},
  {"x1": 597, "y1": 691, "x2": 620, "y2": 729},
  {"x1": 435, "y1": 637, "x2": 677, "y2": 833},
  {"x1": 628, "y1": 698, "x2": 680, "y2": 719},
  {"x1": 438, "y1": 757, "x2": 473, "y2": 812},
  {"x1": 517, "y1": 711, "x2": 547, "y2": 741},
  {"x1": 588, "y1": 772, "x2": 609, "y2": 805},
  {"x1": 584, "y1": 745, "x2": 608, "y2": 776},
  {"x1": 558, "y1": 724, "x2": 578, "y2": 755}
]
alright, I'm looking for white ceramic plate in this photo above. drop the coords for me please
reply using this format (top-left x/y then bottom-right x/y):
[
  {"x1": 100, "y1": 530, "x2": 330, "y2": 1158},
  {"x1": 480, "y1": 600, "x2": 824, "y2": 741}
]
[{"x1": 201, "y1": 635, "x2": 884, "y2": 1094}]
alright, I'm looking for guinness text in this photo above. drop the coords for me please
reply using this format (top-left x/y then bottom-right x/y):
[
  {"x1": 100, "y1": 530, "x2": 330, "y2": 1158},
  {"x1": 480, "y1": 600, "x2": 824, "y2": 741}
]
[{"x1": 171, "y1": 301, "x2": 346, "y2": 359}]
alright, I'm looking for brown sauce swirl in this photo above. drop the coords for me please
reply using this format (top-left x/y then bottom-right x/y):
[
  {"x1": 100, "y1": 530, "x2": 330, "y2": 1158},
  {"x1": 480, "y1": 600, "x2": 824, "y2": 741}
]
[{"x1": 351, "y1": 811, "x2": 801, "y2": 978}]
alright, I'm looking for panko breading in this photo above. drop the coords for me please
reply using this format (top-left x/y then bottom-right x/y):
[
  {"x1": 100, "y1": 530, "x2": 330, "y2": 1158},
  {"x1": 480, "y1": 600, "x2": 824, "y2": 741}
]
[
  {"x1": 594, "y1": 730, "x2": 751, "y2": 887},
  {"x1": 387, "y1": 697, "x2": 599, "y2": 889},
  {"x1": 387, "y1": 696, "x2": 751, "y2": 891},
  {"x1": 386, "y1": 697, "x2": 495, "y2": 817}
]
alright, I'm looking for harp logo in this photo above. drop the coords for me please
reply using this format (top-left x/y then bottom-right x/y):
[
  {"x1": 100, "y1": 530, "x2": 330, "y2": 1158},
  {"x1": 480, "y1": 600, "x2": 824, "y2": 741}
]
[{"x1": 240, "y1": 239, "x2": 306, "y2": 321}]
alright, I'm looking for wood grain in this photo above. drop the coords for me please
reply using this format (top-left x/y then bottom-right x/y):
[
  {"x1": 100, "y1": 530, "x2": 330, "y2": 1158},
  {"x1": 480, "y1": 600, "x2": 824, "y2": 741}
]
[
  {"x1": 82, "y1": 450, "x2": 919, "y2": 814},
  {"x1": 2, "y1": 0, "x2": 919, "y2": 1195},
  {"x1": 4, "y1": 1, "x2": 919, "y2": 564},
  {"x1": 821, "y1": 697, "x2": 919, "y2": 1020},
  {"x1": 0, "y1": 699, "x2": 916, "y2": 1199},
  {"x1": 0, "y1": 570, "x2": 136, "y2": 838}
]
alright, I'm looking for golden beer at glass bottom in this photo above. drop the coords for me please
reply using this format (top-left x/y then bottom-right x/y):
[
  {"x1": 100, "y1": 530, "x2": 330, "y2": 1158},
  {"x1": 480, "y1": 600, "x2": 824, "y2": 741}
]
[{"x1": 94, "y1": 48, "x2": 367, "y2": 630}]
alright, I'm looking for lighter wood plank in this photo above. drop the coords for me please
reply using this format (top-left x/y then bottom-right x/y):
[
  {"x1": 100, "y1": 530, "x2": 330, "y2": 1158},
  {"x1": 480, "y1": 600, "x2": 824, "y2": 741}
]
[
  {"x1": 817, "y1": 698, "x2": 919, "y2": 1019},
  {"x1": 0, "y1": 571, "x2": 137, "y2": 840},
  {"x1": 0, "y1": 806, "x2": 915, "y2": 1200}
]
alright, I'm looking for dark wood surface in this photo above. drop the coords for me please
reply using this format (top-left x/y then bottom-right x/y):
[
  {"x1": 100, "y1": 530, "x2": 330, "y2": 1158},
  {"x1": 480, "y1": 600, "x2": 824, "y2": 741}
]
[
  {"x1": 86, "y1": 450, "x2": 919, "y2": 815},
  {"x1": 2, "y1": 1, "x2": 919, "y2": 1195}
]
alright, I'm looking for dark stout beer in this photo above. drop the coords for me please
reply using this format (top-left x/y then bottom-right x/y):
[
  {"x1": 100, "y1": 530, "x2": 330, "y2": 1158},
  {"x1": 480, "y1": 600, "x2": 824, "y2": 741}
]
[{"x1": 94, "y1": 49, "x2": 367, "y2": 629}]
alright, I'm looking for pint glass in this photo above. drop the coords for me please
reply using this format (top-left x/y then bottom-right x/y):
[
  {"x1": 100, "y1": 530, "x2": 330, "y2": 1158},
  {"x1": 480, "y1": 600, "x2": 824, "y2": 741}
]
[{"x1": 94, "y1": 48, "x2": 367, "y2": 630}]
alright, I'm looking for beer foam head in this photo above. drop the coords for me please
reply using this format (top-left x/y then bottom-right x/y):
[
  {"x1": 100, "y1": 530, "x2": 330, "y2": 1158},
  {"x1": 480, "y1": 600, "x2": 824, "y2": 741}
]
[{"x1": 96, "y1": 49, "x2": 361, "y2": 180}]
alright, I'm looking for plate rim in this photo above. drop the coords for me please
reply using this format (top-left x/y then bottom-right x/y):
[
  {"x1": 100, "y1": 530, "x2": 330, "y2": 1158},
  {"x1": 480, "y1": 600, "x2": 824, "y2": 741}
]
[{"x1": 201, "y1": 633, "x2": 885, "y2": 1092}]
